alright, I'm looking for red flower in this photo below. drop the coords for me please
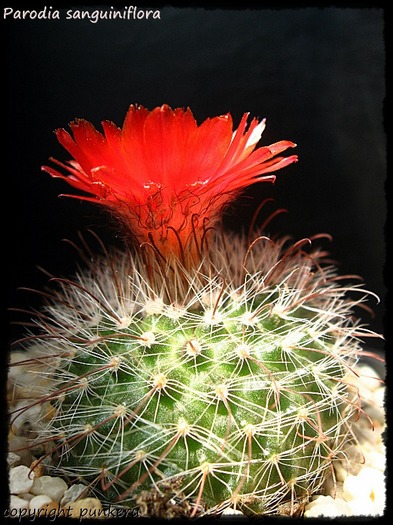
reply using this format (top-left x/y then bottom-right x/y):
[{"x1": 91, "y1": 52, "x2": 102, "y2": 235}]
[{"x1": 43, "y1": 104, "x2": 297, "y2": 268}]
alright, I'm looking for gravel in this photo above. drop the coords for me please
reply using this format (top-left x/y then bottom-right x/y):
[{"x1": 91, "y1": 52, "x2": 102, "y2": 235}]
[
  {"x1": 30, "y1": 476, "x2": 68, "y2": 502},
  {"x1": 9, "y1": 465, "x2": 35, "y2": 495}
]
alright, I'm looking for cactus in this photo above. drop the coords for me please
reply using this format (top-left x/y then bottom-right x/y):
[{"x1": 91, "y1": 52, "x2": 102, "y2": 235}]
[{"x1": 8, "y1": 105, "x2": 380, "y2": 517}]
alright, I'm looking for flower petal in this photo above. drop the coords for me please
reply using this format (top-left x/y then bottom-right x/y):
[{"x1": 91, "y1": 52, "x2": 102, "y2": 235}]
[{"x1": 43, "y1": 104, "x2": 297, "y2": 268}]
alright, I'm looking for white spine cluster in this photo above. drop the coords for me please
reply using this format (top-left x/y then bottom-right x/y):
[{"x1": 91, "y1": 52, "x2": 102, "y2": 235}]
[{"x1": 8, "y1": 230, "x2": 381, "y2": 516}]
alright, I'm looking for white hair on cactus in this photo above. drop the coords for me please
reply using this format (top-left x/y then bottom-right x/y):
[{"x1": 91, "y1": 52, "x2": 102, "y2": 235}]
[{"x1": 8, "y1": 229, "x2": 382, "y2": 516}]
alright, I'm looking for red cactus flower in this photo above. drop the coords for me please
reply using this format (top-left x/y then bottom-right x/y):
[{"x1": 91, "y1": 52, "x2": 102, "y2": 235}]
[{"x1": 42, "y1": 104, "x2": 297, "y2": 268}]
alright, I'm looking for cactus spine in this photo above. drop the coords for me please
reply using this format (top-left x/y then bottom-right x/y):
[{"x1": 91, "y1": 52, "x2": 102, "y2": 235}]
[
  {"x1": 8, "y1": 105, "x2": 380, "y2": 516},
  {"x1": 10, "y1": 231, "x2": 375, "y2": 516}
]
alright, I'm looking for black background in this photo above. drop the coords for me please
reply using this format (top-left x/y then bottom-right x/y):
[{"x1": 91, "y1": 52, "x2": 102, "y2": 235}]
[{"x1": 4, "y1": 4, "x2": 386, "y2": 353}]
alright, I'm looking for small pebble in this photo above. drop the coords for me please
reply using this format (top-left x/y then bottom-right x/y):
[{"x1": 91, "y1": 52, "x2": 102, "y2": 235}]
[
  {"x1": 9, "y1": 495, "x2": 29, "y2": 511},
  {"x1": 28, "y1": 494, "x2": 53, "y2": 512},
  {"x1": 31, "y1": 475, "x2": 68, "y2": 502},
  {"x1": 347, "y1": 497, "x2": 385, "y2": 517},
  {"x1": 40, "y1": 501, "x2": 61, "y2": 513},
  {"x1": 343, "y1": 467, "x2": 385, "y2": 500},
  {"x1": 304, "y1": 495, "x2": 353, "y2": 517},
  {"x1": 68, "y1": 498, "x2": 104, "y2": 519},
  {"x1": 9, "y1": 465, "x2": 35, "y2": 494},
  {"x1": 343, "y1": 466, "x2": 385, "y2": 516},
  {"x1": 7, "y1": 452, "x2": 22, "y2": 468},
  {"x1": 60, "y1": 483, "x2": 89, "y2": 506}
]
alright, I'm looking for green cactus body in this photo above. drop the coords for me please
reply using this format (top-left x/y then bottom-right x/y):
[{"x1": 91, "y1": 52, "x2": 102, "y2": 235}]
[{"x1": 21, "y1": 234, "x2": 365, "y2": 516}]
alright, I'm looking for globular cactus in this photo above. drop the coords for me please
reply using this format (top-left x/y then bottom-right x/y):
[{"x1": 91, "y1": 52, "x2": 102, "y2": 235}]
[{"x1": 8, "y1": 105, "x2": 380, "y2": 517}]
